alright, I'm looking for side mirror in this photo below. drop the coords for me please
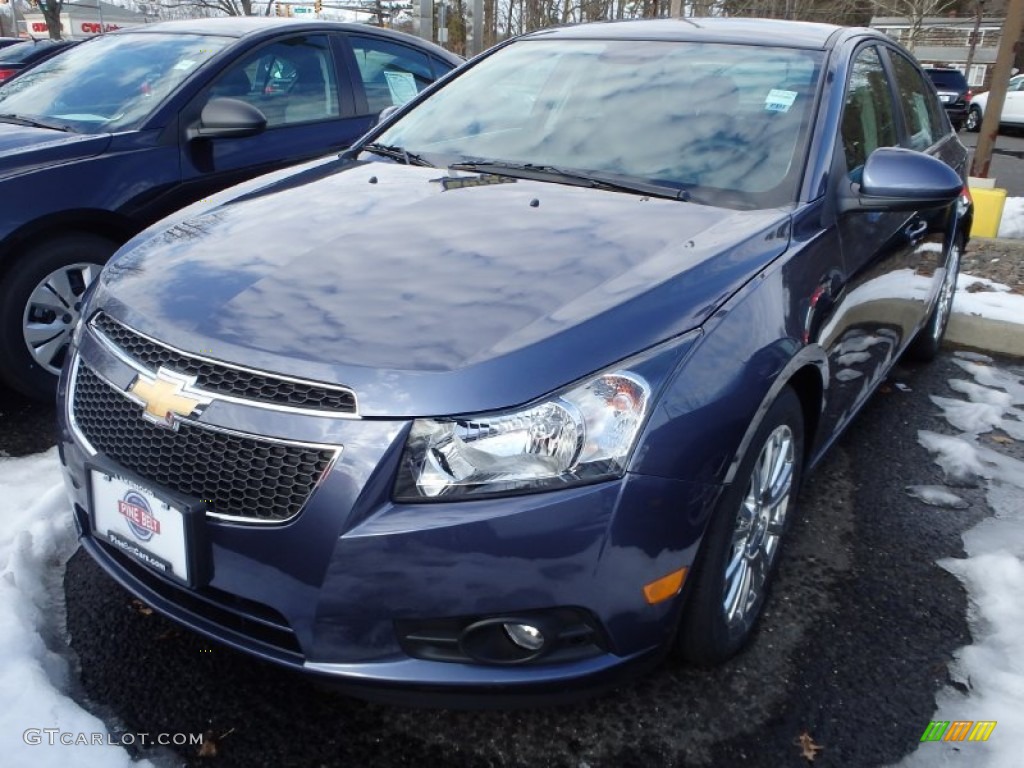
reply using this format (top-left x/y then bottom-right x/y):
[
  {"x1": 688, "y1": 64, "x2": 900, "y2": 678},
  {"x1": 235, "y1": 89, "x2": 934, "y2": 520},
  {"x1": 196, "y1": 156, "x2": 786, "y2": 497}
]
[
  {"x1": 377, "y1": 104, "x2": 401, "y2": 125},
  {"x1": 187, "y1": 97, "x2": 267, "y2": 140},
  {"x1": 840, "y1": 147, "x2": 963, "y2": 213}
]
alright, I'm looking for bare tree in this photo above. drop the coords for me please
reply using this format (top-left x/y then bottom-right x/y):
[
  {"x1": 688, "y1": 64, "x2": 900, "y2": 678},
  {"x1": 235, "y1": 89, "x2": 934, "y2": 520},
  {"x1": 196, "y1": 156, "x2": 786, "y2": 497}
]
[
  {"x1": 35, "y1": 0, "x2": 65, "y2": 39},
  {"x1": 183, "y1": 0, "x2": 275, "y2": 15}
]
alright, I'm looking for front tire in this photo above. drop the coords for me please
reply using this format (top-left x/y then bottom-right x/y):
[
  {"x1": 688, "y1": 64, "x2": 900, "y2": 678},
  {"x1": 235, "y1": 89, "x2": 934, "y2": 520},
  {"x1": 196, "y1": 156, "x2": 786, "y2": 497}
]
[
  {"x1": 676, "y1": 387, "x2": 804, "y2": 664},
  {"x1": 0, "y1": 234, "x2": 115, "y2": 398},
  {"x1": 906, "y1": 237, "x2": 961, "y2": 362}
]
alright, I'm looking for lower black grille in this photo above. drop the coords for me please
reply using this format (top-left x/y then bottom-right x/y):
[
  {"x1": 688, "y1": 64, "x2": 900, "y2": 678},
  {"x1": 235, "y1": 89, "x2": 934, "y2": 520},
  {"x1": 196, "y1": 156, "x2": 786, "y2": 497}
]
[{"x1": 72, "y1": 363, "x2": 337, "y2": 522}]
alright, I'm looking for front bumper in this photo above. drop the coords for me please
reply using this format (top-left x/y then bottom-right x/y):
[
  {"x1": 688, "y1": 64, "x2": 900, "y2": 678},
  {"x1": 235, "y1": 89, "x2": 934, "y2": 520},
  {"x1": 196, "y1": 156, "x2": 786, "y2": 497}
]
[{"x1": 58, "y1": 321, "x2": 717, "y2": 698}]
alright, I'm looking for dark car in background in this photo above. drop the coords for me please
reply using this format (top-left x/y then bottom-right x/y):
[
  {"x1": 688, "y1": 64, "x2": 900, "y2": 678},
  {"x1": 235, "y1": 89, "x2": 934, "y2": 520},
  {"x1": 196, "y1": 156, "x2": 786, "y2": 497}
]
[
  {"x1": 0, "y1": 17, "x2": 460, "y2": 398},
  {"x1": 925, "y1": 67, "x2": 971, "y2": 131},
  {"x1": 58, "y1": 18, "x2": 971, "y2": 702},
  {"x1": 0, "y1": 38, "x2": 78, "y2": 84}
]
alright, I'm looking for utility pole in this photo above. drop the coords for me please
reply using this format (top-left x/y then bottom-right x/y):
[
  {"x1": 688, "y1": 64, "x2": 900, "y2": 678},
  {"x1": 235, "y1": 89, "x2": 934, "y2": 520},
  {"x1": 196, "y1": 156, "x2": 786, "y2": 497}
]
[
  {"x1": 972, "y1": 0, "x2": 1024, "y2": 178},
  {"x1": 419, "y1": 0, "x2": 432, "y2": 42},
  {"x1": 469, "y1": 0, "x2": 482, "y2": 56}
]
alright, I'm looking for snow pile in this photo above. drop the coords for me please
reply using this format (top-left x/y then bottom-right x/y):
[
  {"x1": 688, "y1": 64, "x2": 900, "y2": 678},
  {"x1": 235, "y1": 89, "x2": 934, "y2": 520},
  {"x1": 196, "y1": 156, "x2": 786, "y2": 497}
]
[
  {"x1": 903, "y1": 484, "x2": 968, "y2": 509},
  {"x1": 0, "y1": 449, "x2": 141, "y2": 767},
  {"x1": 952, "y1": 274, "x2": 1024, "y2": 326},
  {"x1": 996, "y1": 197, "x2": 1024, "y2": 239},
  {"x1": 899, "y1": 355, "x2": 1024, "y2": 767}
]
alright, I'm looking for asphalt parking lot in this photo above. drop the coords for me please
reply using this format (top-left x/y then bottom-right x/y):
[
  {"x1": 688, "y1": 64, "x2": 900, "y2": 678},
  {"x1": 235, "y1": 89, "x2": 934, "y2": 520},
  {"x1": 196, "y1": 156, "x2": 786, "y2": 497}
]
[
  {"x1": 3, "y1": 350, "x2": 1012, "y2": 767},
  {"x1": 963, "y1": 130, "x2": 1024, "y2": 195}
]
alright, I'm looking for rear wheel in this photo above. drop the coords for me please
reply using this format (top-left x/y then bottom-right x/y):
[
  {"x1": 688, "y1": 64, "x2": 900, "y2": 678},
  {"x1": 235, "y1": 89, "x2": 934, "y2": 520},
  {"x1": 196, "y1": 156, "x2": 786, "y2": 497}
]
[
  {"x1": 676, "y1": 387, "x2": 804, "y2": 664},
  {"x1": 0, "y1": 234, "x2": 115, "y2": 398},
  {"x1": 906, "y1": 236, "x2": 961, "y2": 362},
  {"x1": 965, "y1": 105, "x2": 982, "y2": 132}
]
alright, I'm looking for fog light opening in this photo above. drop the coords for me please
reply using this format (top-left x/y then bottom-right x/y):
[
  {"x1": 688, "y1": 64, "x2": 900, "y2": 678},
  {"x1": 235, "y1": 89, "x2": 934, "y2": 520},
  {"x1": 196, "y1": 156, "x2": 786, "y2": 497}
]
[{"x1": 503, "y1": 622, "x2": 545, "y2": 651}]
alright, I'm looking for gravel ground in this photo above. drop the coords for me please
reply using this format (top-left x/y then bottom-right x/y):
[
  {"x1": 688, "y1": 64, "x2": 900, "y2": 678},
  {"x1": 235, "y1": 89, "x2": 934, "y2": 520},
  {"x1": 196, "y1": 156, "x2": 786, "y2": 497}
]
[{"x1": 962, "y1": 236, "x2": 1024, "y2": 293}]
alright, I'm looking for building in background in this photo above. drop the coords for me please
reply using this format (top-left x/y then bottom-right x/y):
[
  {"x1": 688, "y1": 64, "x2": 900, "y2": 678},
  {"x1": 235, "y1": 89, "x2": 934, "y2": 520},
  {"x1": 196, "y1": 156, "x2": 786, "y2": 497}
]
[
  {"x1": 21, "y1": 0, "x2": 151, "y2": 40},
  {"x1": 871, "y1": 14, "x2": 1004, "y2": 90}
]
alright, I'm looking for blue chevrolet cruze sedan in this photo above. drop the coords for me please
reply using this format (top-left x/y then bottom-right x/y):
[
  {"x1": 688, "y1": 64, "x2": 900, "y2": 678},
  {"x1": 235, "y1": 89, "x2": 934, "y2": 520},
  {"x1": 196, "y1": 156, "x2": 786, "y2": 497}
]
[
  {"x1": 0, "y1": 17, "x2": 459, "y2": 398},
  {"x1": 57, "y1": 18, "x2": 971, "y2": 703}
]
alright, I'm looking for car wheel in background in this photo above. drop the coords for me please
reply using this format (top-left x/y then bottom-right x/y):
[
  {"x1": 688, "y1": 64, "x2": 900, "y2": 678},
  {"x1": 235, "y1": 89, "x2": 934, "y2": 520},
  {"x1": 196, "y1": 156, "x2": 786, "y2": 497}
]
[
  {"x1": 676, "y1": 387, "x2": 805, "y2": 664},
  {"x1": 0, "y1": 233, "x2": 115, "y2": 398},
  {"x1": 965, "y1": 105, "x2": 982, "y2": 132},
  {"x1": 906, "y1": 237, "x2": 962, "y2": 363}
]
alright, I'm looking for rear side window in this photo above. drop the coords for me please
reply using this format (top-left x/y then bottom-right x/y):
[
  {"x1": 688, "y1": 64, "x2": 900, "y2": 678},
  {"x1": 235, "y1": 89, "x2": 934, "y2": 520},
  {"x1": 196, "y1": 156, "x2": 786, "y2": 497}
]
[
  {"x1": 890, "y1": 52, "x2": 944, "y2": 149},
  {"x1": 349, "y1": 35, "x2": 435, "y2": 115},
  {"x1": 841, "y1": 46, "x2": 898, "y2": 174}
]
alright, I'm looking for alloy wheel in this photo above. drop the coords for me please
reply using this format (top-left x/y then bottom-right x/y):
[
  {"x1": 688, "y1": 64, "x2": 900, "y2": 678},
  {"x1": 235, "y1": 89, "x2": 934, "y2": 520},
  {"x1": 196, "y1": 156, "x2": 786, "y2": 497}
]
[
  {"x1": 932, "y1": 242, "x2": 961, "y2": 342},
  {"x1": 722, "y1": 424, "x2": 795, "y2": 628}
]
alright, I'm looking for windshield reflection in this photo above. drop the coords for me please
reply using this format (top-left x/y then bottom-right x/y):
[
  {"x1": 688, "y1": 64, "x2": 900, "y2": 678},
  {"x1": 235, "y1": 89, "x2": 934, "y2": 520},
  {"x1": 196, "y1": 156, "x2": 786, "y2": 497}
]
[{"x1": 376, "y1": 40, "x2": 823, "y2": 209}]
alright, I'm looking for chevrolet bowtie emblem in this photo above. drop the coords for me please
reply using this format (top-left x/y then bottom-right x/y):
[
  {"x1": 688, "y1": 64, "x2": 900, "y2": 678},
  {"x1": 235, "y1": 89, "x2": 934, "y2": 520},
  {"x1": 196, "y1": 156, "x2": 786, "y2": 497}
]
[{"x1": 128, "y1": 367, "x2": 211, "y2": 430}]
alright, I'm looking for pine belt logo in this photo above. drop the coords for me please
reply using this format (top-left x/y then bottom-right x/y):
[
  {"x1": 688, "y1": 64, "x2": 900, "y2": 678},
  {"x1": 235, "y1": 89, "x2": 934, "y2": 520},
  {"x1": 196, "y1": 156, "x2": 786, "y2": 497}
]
[
  {"x1": 920, "y1": 720, "x2": 997, "y2": 743},
  {"x1": 118, "y1": 490, "x2": 161, "y2": 542}
]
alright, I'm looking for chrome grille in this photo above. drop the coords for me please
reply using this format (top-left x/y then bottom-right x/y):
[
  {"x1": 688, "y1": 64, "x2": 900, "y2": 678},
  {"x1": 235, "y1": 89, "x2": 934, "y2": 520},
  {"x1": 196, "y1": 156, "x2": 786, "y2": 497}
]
[
  {"x1": 72, "y1": 364, "x2": 336, "y2": 522},
  {"x1": 91, "y1": 313, "x2": 356, "y2": 414}
]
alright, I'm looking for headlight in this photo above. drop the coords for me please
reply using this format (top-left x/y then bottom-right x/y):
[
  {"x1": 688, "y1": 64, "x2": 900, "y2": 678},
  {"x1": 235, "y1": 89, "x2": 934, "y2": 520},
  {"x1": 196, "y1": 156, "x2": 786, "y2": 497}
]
[{"x1": 394, "y1": 372, "x2": 650, "y2": 501}]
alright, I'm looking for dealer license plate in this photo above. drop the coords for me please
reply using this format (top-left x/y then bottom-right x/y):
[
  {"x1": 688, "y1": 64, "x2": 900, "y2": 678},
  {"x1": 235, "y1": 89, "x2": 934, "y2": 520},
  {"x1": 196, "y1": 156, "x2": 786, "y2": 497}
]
[{"x1": 91, "y1": 471, "x2": 190, "y2": 583}]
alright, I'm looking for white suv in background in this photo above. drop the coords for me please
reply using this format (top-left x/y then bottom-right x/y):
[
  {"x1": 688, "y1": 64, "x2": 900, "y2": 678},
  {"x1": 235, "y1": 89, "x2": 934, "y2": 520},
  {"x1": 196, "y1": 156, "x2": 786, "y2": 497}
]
[{"x1": 967, "y1": 74, "x2": 1024, "y2": 132}]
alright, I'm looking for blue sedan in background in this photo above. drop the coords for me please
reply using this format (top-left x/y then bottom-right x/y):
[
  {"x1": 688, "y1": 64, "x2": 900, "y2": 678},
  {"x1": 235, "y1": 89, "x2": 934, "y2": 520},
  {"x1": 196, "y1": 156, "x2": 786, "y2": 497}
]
[
  {"x1": 0, "y1": 17, "x2": 460, "y2": 397},
  {"x1": 58, "y1": 18, "x2": 971, "y2": 703}
]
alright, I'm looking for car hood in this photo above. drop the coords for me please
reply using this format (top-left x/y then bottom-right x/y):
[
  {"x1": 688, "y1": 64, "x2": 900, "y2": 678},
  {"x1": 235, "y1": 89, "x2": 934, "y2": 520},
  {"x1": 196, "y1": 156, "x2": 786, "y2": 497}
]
[
  {"x1": 0, "y1": 122, "x2": 110, "y2": 174},
  {"x1": 95, "y1": 160, "x2": 791, "y2": 417}
]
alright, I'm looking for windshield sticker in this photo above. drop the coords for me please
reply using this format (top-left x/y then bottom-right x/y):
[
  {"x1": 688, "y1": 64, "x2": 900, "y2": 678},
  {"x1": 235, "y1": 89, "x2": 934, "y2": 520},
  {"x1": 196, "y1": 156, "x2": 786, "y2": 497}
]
[
  {"x1": 765, "y1": 89, "x2": 798, "y2": 112},
  {"x1": 174, "y1": 59, "x2": 197, "y2": 71},
  {"x1": 384, "y1": 71, "x2": 419, "y2": 106}
]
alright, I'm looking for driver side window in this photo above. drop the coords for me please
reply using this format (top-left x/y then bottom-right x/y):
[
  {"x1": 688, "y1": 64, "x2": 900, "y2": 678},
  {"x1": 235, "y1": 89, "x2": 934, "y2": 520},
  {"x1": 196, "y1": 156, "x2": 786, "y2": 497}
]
[
  {"x1": 208, "y1": 35, "x2": 339, "y2": 128},
  {"x1": 841, "y1": 46, "x2": 898, "y2": 178}
]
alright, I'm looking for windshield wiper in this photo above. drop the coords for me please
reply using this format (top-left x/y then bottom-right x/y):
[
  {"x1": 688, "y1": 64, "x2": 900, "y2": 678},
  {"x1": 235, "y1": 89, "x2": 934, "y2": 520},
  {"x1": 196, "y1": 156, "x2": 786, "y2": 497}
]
[
  {"x1": 448, "y1": 161, "x2": 690, "y2": 201},
  {"x1": 360, "y1": 142, "x2": 433, "y2": 167},
  {"x1": 0, "y1": 113, "x2": 74, "y2": 132}
]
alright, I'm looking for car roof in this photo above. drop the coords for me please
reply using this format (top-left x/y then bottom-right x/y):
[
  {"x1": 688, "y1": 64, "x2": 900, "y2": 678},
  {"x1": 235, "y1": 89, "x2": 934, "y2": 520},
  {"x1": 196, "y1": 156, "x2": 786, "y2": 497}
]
[
  {"x1": 106, "y1": 17, "x2": 461, "y2": 63},
  {"x1": 117, "y1": 17, "x2": 362, "y2": 37},
  {"x1": 523, "y1": 18, "x2": 852, "y2": 50}
]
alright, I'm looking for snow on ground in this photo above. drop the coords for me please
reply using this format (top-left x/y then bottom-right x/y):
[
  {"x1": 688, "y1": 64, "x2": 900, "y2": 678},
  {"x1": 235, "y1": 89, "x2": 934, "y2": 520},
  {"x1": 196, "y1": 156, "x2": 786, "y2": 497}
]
[
  {"x1": 0, "y1": 450, "x2": 143, "y2": 767},
  {"x1": 952, "y1": 280, "x2": 1024, "y2": 325},
  {"x1": 898, "y1": 354, "x2": 1024, "y2": 768},
  {"x1": 996, "y1": 196, "x2": 1024, "y2": 239}
]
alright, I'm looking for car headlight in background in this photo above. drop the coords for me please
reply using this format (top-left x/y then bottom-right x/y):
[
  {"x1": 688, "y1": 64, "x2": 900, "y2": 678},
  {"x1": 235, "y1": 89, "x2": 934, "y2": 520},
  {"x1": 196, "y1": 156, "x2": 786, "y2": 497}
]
[{"x1": 394, "y1": 372, "x2": 651, "y2": 500}]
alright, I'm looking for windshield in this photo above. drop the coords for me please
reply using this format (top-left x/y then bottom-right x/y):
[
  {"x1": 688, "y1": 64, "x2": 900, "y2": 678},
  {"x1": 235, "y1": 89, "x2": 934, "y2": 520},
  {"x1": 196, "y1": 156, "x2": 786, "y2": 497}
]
[
  {"x1": 375, "y1": 39, "x2": 823, "y2": 209},
  {"x1": 0, "y1": 33, "x2": 232, "y2": 134}
]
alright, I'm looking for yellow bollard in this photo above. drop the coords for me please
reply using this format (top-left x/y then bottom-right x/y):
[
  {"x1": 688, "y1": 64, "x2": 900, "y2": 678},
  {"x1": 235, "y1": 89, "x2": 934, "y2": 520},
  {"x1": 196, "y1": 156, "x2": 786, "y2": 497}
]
[{"x1": 968, "y1": 185, "x2": 1008, "y2": 238}]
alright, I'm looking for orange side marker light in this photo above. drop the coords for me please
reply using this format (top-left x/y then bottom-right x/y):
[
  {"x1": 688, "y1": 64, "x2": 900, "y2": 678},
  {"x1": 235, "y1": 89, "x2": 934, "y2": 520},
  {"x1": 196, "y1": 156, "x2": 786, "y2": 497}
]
[{"x1": 643, "y1": 567, "x2": 688, "y2": 605}]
